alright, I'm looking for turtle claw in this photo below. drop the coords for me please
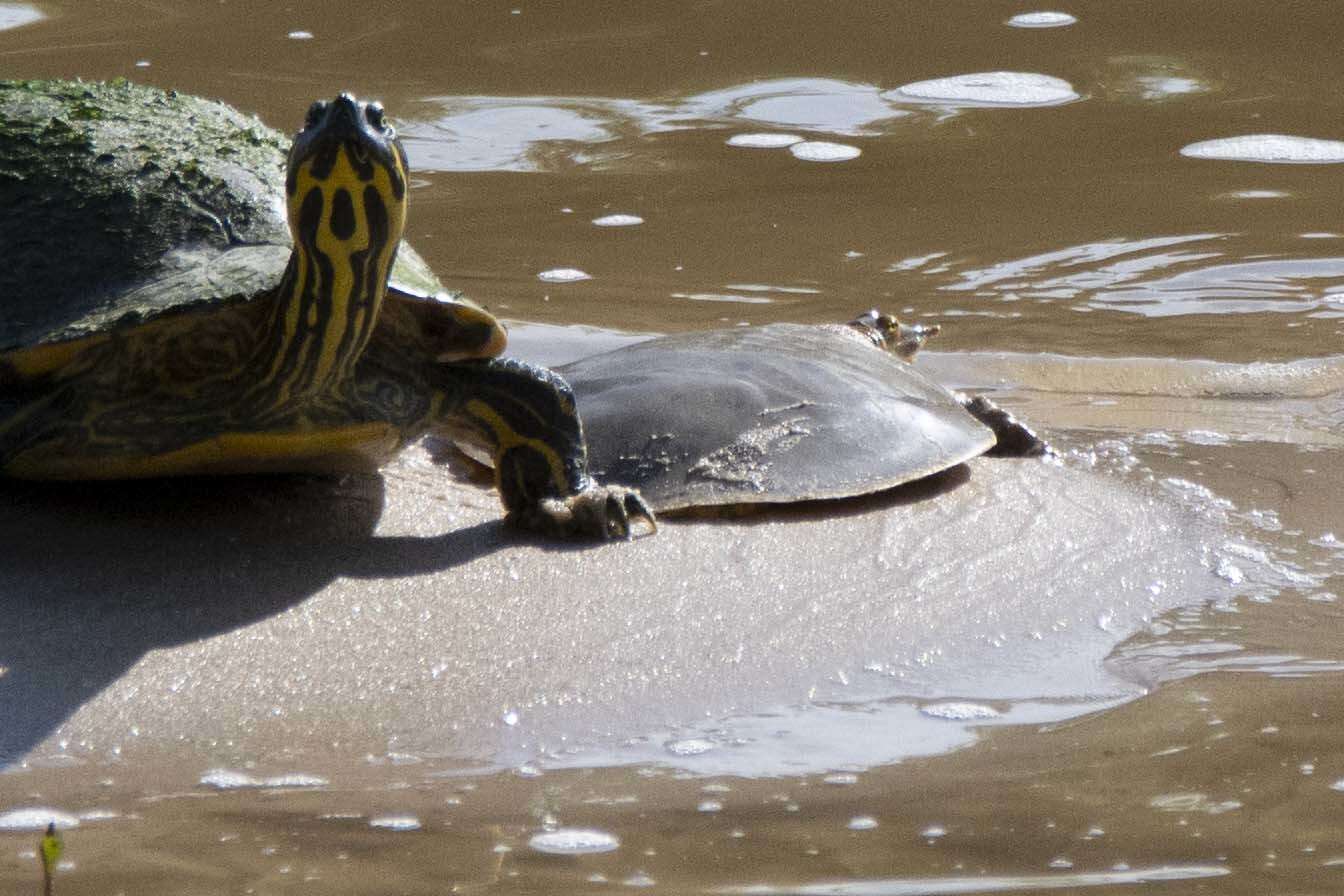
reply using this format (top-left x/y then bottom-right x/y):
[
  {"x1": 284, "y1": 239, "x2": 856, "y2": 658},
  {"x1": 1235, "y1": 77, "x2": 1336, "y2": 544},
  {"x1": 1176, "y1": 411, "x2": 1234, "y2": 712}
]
[
  {"x1": 958, "y1": 393, "x2": 1053, "y2": 458},
  {"x1": 510, "y1": 483, "x2": 657, "y2": 540}
]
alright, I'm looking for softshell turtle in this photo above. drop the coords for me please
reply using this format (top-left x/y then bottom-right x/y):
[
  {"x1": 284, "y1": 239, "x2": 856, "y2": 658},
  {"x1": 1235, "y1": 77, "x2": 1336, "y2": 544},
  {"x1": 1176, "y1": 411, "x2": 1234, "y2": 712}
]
[
  {"x1": 556, "y1": 311, "x2": 1046, "y2": 513},
  {"x1": 0, "y1": 79, "x2": 651, "y2": 538}
]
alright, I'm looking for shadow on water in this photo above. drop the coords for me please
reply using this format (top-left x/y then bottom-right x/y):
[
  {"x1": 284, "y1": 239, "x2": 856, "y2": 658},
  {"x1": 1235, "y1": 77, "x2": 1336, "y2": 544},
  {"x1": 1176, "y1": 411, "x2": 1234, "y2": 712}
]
[{"x1": 0, "y1": 472, "x2": 518, "y2": 764}]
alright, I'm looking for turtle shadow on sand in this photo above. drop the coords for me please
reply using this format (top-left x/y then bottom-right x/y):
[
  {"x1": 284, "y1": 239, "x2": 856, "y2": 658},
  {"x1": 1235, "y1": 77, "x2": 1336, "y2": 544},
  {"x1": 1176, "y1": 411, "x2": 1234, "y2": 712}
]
[
  {"x1": 0, "y1": 455, "x2": 982, "y2": 764},
  {"x1": 0, "y1": 470, "x2": 526, "y2": 764}
]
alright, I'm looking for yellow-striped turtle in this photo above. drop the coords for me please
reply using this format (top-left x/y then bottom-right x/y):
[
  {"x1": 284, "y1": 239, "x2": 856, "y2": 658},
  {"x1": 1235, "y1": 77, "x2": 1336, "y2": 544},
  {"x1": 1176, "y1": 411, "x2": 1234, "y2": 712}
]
[
  {"x1": 0, "y1": 79, "x2": 652, "y2": 538},
  {"x1": 557, "y1": 311, "x2": 1047, "y2": 513}
]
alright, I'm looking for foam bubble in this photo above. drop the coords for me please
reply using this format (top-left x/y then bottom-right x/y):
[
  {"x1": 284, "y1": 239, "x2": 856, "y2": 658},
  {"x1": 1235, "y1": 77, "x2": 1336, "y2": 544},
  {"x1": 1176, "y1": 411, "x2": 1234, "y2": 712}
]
[
  {"x1": 0, "y1": 808, "x2": 79, "y2": 831},
  {"x1": 1180, "y1": 134, "x2": 1344, "y2": 164},
  {"x1": 888, "y1": 72, "x2": 1080, "y2": 107},
  {"x1": 920, "y1": 701, "x2": 1001, "y2": 720},
  {"x1": 529, "y1": 828, "x2": 621, "y2": 855},
  {"x1": 287, "y1": 30, "x2": 313, "y2": 40},
  {"x1": 199, "y1": 769, "x2": 328, "y2": 789},
  {"x1": 727, "y1": 133, "x2": 805, "y2": 149},
  {"x1": 369, "y1": 815, "x2": 421, "y2": 831},
  {"x1": 1006, "y1": 11, "x2": 1077, "y2": 28},
  {"x1": 537, "y1": 268, "x2": 592, "y2": 283},
  {"x1": 0, "y1": 4, "x2": 43, "y2": 31},
  {"x1": 790, "y1": 141, "x2": 862, "y2": 162},
  {"x1": 848, "y1": 815, "x2": 879, "y2": 830},
  {"x1": 592, "y1": 214, "x2": 644, "y2": 227}
]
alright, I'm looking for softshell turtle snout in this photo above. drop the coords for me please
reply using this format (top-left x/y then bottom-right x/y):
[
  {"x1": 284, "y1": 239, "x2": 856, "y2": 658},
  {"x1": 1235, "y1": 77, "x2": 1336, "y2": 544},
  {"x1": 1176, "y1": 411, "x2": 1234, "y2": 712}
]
[
  {"x1": 850, "y1": 309, "x2": 941, "y2": 362},
  {"x1": 894, "y1": 321, "x2": 941, "y2": 362}
]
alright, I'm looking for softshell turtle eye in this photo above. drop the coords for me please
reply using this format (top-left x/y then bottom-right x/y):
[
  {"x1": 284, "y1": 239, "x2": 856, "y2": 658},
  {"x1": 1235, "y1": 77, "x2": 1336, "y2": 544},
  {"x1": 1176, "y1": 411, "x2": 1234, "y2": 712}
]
[{"x1": 304, "y1": 100, "x2": 328, "y2": 129}]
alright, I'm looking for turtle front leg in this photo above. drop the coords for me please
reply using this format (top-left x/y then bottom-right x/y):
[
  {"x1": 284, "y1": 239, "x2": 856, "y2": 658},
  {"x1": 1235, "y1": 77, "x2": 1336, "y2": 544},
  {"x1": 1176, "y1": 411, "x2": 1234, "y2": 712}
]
[
  {"x1": 956, "y1": 393, "x2": 1052, "y2": 457},
  {"x1": 431, "y1": 357, "x2": 656, "y2": 539}
]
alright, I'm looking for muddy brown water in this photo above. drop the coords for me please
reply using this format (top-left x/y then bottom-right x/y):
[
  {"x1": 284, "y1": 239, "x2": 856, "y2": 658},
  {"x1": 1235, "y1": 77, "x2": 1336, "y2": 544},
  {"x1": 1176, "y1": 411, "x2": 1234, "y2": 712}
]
[{"x1": 4, "y1": 1, "x2": 1344, "y2": 893}]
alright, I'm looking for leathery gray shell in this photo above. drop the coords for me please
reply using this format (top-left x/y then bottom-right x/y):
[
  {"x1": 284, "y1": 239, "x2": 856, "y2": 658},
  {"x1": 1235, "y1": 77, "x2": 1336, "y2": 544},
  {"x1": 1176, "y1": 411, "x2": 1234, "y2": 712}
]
[
  {"x1": 0, "y1": 78, "x2": 453, "y2": 353},
  {"x1": 558, "y1": 323, "x2": 997, "y2": 512}
]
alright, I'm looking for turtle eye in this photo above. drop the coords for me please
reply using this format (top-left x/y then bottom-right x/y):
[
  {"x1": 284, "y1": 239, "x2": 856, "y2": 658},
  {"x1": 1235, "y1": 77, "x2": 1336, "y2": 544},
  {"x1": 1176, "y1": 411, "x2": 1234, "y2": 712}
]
[
  {"x1": 305, "y1": 100, "x2": 328, "y2": 129},
  {"x1": 365, "y1": 102, "x2": 386, "y2": 130}
]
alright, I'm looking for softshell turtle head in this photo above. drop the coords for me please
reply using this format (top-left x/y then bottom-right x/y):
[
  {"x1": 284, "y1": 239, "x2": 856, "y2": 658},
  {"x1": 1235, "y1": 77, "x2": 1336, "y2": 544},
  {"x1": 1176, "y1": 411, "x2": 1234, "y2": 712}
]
[{"x1": 849, "y1": 309, "x2": 941, "y2": 362}]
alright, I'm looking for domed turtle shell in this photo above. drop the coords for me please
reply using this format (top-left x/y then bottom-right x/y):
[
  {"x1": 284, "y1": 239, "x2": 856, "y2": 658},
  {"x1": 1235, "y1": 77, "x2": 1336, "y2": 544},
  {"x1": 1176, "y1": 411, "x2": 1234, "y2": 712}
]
[
  {"x1": 557, "y1": 321, "x2": 998, "y2": 513},
  {"x1": 0, "y1": 78, "x2": 497, "y2": 358}
]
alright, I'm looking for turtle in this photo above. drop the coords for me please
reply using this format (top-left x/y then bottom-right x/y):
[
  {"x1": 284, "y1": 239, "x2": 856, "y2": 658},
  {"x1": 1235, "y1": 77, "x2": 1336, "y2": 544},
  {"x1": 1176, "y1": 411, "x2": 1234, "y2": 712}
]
[
  {"x1": 0, "y1": 79, "x2": 653, "y2": 538},
  {"x1": 553, "y1": 310, "x2": 1048, "y2": 514}
]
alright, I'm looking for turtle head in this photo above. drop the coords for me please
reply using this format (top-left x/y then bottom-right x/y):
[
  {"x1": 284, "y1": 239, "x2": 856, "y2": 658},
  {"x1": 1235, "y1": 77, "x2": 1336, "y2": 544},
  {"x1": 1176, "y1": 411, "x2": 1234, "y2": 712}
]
[
  {"x1": 850, "y1": 310, "x2": 941, "y2": 363},
  {"x1": 268, "y1": 94, "x2": 409, "y2": 394},
  {"x1": 286, "y1": 93, "x2": 408, "y2": 252}
]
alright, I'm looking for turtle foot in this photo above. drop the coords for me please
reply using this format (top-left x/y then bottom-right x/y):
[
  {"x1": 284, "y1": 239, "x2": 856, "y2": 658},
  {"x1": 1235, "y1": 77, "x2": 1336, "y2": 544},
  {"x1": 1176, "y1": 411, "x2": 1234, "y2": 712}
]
[
  {"x1": 510, "y1": 483, "x2": 657, "y2": 540},
  {"x1": 958, "y1": 394, "x2": 1053, "y2": 458}
]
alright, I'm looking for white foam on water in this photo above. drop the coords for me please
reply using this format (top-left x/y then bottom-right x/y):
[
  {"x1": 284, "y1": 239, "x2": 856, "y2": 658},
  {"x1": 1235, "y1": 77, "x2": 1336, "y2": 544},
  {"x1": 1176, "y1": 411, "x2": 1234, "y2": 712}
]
[
  {"x1": 823, "y1": 773, "x2": 859, "y2": 785},
  {"x1": 537, "y1": 268, "x2": 592, "y2": 283},
  {"x1": 789, "y1": 141, "x2": 862, "y2": 162},
  {"x1": 847, "y1": 816, "x2": 879, "y2": 831},
  {"x1": 666, "y1": 737, "x2": 716, "y2": 756},
  {"x1": 287, "y1": 30, "x2": 313, "y2": 40},
  {"x1": 529, "y1": 828, "x2": 621, "y2": 854},
  {"x1": 592, "y1": 214, "x2": 644, "y2": 227},
  {"x1": 199, "y1": 769, "x2": 328, "y2": 789},
  {"x1": 920, "y1": 701, "x2": 1001, "y2": 720},
  {"x1": 369, "y1": 815, "x2": 421, "y2": 831},
  {"x1": 1181, "y1": 134, "x2": 1344, "y2": 164},
  {"x1": 727, "y1": 133, "x2": 805, "y2": 148},
  {"x1": 1006, "y1": 11, "x2": 1077, "y2": 28},
  {"x1": 1149, "y1": 792, "x2": 1242, "y2": 814},
  {"x1": 0, "y1": 807, "x2": 79, "y2": 831},
  {"x1": 888, "y1": 72, "x2": 1081, "y2": 107}
]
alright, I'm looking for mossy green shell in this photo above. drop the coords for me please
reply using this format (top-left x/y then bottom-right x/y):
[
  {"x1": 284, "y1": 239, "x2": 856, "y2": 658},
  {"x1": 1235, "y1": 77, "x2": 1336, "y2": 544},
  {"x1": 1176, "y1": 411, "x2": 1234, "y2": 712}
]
[{"x1": 0, "y1": 78, "x2": 494, "y2": 353}]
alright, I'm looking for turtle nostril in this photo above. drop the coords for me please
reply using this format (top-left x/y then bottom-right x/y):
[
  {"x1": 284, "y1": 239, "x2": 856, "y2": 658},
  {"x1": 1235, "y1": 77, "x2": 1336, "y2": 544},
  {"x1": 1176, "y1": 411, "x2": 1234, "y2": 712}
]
[{"x1": 365, "y1": 102, "x2": 385, "y2": 130}]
